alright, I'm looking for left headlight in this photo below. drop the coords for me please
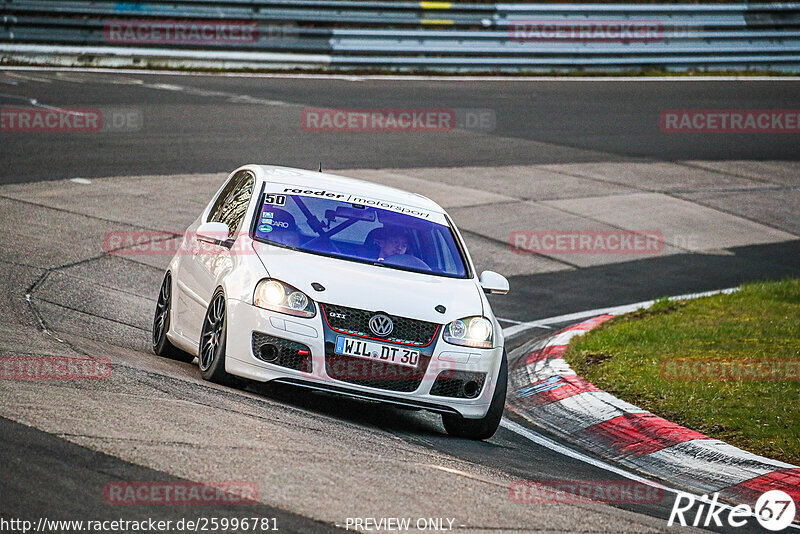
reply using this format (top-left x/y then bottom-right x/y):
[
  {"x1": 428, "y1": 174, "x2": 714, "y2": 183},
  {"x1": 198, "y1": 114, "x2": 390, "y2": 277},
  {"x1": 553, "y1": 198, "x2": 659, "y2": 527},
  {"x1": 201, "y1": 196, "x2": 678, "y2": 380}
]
[
  {"x1": 442, "y1": 316, "x2": 493, "y2": 348},
  {"x1": 253, "y1": 279, "x2": 316, "y2": 318}
]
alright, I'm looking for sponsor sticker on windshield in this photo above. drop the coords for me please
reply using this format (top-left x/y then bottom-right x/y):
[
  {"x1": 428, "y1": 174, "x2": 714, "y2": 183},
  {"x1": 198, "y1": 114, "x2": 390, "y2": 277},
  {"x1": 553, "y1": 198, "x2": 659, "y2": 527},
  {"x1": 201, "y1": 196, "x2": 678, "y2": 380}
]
[{"x1": 267, "y1": 183, "x2": 446, "y2": 224}]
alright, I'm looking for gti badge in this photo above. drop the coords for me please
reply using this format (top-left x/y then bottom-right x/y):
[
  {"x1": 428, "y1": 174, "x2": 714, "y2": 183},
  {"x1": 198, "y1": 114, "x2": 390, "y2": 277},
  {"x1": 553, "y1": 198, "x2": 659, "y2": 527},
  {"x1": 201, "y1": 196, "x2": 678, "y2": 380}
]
[
  {"x1": 329, "y1": 312, "x2": 347, "y2": 319},
  {"x1": 368, "y1": 314, "x2": 394, "y2": 337}
]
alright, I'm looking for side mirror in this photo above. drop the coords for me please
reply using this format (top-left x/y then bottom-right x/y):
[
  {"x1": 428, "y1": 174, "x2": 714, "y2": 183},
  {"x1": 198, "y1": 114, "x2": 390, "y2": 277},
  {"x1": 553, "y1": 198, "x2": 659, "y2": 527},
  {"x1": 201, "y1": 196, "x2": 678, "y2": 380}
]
[
  {"x1": 479, "y1": 271, "x2": 509, "y2": 295},
  {"x1": 196, "y1": 221, "x2": 231, "y2": 244}
]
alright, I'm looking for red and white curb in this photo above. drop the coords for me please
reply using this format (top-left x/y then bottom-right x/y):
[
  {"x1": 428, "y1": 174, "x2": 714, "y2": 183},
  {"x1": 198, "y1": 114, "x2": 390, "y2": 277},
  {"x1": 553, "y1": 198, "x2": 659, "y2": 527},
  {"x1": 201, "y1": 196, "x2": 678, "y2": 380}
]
[{"x1": 506, "y1": 312, "x2": 800, "y2": 511}]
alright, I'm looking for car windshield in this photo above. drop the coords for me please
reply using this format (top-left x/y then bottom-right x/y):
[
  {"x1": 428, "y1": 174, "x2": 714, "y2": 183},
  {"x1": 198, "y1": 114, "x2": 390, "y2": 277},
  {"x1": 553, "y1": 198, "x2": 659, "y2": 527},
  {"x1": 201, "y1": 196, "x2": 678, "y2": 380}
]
[{"x1": 253, "y1": 193, "x2": 468, "y2": 278}]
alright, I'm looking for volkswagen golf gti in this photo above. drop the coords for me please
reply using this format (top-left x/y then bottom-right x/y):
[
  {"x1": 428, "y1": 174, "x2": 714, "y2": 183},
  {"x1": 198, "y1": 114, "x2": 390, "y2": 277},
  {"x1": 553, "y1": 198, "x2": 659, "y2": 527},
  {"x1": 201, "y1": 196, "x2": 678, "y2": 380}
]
[{"x1": 152, "y1": 164, "x2": 510, "y2": 439}]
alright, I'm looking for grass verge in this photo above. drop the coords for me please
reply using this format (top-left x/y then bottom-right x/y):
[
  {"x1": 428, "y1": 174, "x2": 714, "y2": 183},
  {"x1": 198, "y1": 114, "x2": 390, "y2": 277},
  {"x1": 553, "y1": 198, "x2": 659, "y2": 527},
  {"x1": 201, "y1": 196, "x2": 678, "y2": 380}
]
[{"x1": 565, "y1": 279, "x2": 800, "y2": 465}]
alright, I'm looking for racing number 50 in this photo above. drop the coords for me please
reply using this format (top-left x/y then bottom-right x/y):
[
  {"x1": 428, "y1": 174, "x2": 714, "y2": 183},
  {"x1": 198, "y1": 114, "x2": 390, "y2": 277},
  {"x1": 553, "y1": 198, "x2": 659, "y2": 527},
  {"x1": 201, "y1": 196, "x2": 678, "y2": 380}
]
[{"x1": 265, "y1": 194, "x2": 286, "y2": 206}]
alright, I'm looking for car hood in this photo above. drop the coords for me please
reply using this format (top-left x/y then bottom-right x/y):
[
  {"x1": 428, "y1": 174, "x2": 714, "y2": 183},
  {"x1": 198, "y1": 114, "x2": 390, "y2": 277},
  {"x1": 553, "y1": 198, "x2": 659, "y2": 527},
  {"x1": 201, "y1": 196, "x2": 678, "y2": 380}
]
[{"x1": 252, "y1": 241, "x2": 483, "y2": 324}]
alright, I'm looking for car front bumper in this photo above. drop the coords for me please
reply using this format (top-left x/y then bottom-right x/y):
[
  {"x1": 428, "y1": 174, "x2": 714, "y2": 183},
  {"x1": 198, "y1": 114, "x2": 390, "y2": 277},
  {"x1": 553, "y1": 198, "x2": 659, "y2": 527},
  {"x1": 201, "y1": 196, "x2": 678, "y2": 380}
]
[{"x1": 224, "y1": 298, "x2": 504, "y2": 419}]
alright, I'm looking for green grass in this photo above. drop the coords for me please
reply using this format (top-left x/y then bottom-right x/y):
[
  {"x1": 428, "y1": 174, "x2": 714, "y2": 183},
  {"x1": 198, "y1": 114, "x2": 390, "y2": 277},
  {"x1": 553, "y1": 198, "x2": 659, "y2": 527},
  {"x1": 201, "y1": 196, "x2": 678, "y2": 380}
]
[{"x1": 565, "y1": 279, "x2": 800, "y2": 465}]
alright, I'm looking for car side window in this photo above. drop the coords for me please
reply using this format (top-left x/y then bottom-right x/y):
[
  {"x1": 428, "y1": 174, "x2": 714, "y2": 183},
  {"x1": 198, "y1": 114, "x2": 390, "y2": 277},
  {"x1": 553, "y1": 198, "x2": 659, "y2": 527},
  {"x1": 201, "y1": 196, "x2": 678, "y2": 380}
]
[{"x1": 207, "y1": 170, "x2": 255, "y2": 239}]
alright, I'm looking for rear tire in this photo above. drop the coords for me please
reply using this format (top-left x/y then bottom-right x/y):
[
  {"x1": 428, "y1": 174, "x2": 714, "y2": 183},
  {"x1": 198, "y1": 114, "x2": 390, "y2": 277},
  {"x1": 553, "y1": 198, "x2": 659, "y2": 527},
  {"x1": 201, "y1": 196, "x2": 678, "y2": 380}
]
[
  {"x1": 442, "y1": 353, "x2": 507, "y2": 440},
  {"x1": 198, "y1": 288, "x2": 239, "y2": 386},
  {"x1": 152, "y1": 272, "x2": 194, "y2": 363}
]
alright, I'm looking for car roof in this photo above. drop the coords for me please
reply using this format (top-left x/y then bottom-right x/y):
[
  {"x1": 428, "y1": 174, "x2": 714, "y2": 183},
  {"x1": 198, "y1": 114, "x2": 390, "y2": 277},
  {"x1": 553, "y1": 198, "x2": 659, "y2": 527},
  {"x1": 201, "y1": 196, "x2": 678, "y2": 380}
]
[{"x1": 252, "y1": 165, "x2": 445, "y2": 214}]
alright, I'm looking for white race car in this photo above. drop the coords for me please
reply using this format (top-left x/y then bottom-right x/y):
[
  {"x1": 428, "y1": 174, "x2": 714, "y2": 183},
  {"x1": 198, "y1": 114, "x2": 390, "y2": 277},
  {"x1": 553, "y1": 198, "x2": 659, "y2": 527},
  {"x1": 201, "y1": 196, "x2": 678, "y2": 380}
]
[{"x1": 153, "y1": 165, "x2": 510, "y2": 439}]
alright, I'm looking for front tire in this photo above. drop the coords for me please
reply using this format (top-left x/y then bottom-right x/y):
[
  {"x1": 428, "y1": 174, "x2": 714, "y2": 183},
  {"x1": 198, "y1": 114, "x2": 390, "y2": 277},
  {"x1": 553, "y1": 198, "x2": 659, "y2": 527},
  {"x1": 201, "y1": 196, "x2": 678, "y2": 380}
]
[
  {"x1": 198, "y1": 288, "x2": 238, "y2": 386},
  {"x1": 442, "y1": 353, "x2": 507, "y2": 440},
  {"x1": 152, "y1": 272, "x2": 194, "y2": 363}
]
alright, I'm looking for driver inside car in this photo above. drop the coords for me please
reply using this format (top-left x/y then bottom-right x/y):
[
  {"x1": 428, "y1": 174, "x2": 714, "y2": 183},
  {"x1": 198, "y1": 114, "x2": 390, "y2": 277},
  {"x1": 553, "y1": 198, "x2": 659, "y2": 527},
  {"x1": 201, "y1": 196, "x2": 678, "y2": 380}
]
[{"x1": 372, "y1": 226, "x2": 410, "y2": 261}]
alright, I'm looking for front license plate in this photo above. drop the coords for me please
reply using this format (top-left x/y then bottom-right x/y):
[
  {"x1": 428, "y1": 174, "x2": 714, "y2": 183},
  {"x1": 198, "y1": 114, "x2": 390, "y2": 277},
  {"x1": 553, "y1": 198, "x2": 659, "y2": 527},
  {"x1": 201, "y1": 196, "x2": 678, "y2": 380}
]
[{"x1": 335, "y1": 336, "x2": 419, "y2": 368}]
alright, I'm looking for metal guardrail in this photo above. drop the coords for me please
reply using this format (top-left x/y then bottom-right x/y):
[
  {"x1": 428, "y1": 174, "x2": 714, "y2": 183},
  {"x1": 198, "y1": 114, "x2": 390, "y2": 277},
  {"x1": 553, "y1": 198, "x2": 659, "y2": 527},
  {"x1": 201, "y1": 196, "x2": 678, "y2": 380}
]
[{"x1": 2, "y1": 0, "x2": 800, "y2": 71}]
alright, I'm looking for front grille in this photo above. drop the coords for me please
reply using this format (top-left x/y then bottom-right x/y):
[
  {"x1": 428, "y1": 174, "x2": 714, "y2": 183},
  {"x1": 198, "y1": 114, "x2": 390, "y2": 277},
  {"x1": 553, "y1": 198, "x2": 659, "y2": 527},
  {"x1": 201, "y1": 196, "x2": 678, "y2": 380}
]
[
  {"x1": 321, "y1": 303, "x2": 439, "y2": 346},
  {"x1": 325, "y1": 344, "x2": 431, "y2": 393},
  {"x1": 430, "y1": 371, "x2": 487, "y2": 399},
  {"x1": 251, "y1": 332, "x2": 311, "y2": 372}
]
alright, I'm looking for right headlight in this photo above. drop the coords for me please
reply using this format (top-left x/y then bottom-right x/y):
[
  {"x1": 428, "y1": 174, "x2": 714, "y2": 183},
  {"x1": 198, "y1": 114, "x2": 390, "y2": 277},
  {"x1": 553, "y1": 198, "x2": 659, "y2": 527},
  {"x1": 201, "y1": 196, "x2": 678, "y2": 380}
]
[
  {"x1": 442, "y1": 316, "x2": 493, "y2": 348},
  {"x1": 253, "y1": 279, "x2": 316, "y2": 318}
]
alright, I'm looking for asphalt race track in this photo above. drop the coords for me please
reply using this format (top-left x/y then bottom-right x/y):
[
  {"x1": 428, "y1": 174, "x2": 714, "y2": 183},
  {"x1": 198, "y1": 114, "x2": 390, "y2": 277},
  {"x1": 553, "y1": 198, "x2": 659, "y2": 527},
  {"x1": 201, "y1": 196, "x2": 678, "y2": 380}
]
[
  {"x1": 0, "y1": 69, "x2": 799, "y2": 533},
  {"x1": 1, "y1": 71, "x2": 799, "y2": 184}
]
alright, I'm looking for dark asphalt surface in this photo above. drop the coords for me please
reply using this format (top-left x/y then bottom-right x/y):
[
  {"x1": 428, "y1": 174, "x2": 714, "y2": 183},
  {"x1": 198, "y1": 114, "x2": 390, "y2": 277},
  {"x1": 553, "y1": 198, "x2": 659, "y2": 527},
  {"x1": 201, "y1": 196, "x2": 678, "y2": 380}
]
[
  {"x1": 1, "y1": 70, "x2": 798, "y2": 534},
  {"x1": 492, "y1": 239, "x2": 800, "y2": 324},
  {"x1": 0, "y1": 71, "x2": 799, "y2": 184},
  {"x1": 0, "y1": 416, "x2": 346, "y2": 534},
  {"x1": 0, "y1": 365, "x2": 777, "y2": 534}
]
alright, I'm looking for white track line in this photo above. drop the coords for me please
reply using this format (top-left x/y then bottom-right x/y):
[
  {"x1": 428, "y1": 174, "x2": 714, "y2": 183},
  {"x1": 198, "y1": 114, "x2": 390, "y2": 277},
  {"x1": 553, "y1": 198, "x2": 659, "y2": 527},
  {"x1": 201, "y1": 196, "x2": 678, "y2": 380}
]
[
  {"x1": 501, "y1": 418, "x2": 660, "y2": 486},
  {"x1": 501, "y1": 286, "x2": 799, "y2": 529},
  {"x1": 500, "y1": 419, "x2": 800, "y2": 530},
  {"x1": 2, "y1": 66, "x2": 800, "y2": 82},
  {"x1": 501, "y1": 287, "x2": 739, "y2": 338},
  {"x1": 0, "y1": 92, "x2": 94, "y2": 115}
]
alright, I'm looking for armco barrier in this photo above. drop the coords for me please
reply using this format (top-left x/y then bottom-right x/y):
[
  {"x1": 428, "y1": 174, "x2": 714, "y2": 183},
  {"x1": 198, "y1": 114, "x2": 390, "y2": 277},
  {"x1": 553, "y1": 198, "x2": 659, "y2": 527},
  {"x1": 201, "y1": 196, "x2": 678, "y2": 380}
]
[{"x1": 1, "y1": 0, "x2": 799, "y2": 71}]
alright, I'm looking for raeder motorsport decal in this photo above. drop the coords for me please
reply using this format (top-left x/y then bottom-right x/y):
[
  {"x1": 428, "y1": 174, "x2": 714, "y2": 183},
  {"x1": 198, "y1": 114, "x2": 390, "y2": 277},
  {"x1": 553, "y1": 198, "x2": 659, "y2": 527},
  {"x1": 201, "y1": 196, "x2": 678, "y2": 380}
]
[{"x1": 266, "y1": 182, "x2": 446, "y2": 224}]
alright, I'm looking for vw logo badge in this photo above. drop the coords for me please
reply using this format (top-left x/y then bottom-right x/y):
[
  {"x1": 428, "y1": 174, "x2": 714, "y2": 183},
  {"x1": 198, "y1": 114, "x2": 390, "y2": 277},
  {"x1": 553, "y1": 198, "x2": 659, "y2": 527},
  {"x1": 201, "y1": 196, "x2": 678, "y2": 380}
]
[{"x1": 368, "y1": 314, "x2": 394, "y2": 337}]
